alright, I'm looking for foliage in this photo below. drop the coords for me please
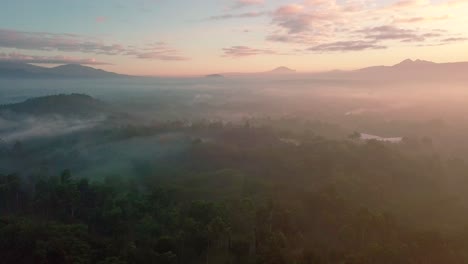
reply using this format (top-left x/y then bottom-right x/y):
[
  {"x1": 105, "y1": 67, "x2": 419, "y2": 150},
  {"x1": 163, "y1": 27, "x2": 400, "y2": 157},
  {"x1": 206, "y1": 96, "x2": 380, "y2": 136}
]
[{"x1": 2, "y1": 124, "x2": 468, "y2": 263}]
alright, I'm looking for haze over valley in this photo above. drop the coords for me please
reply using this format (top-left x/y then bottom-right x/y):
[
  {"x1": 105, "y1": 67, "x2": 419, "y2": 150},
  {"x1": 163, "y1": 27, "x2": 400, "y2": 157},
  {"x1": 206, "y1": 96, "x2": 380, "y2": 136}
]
[{"x1": 2, "y1": 1, "x2": 468, "y2": 263}]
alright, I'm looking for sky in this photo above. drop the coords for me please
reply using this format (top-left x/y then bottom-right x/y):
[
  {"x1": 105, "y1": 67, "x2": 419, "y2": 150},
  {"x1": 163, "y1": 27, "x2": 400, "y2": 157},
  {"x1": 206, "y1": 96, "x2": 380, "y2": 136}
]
[{"x1": 0, "y1": 0, "x2": 467, "y2": 76}]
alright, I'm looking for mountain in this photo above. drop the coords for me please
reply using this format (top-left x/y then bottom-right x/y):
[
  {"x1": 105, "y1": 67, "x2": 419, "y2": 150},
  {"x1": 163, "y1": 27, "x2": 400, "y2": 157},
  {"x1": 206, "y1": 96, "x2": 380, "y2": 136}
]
[
  {"x1": 358, "y1": 59, "x2": 436, "y2": 72},
  {"x1": 0, "y1": 94, "x2": 109, "y2": 117},
  {"x1": 0, "y1": 62, "x2": 48, "y2": 77},
  {"x1": 205, "y1": 74, "x2": 224, "y2": 78},
  {"x1": 316, "y1": 59, "x2": 468, "y2": 81},
  {"x1": 357, "y1": 59, "x2": 468, "y2": 80},
  {"x1": 268, "y1": 66, "x2": 296, "y2": 74},
  {"x1": 0, "y1": 62, "x2": 125, "y2": 78},
  {"x1": 0, "y1": 62, "x2": 46, "y2": 73},
  {"x1": 46, "y1": 64, "x2": 122, "y2": 78},
  {"x1": 393, "y1": 59, "x2": 435, "y2": 67}
]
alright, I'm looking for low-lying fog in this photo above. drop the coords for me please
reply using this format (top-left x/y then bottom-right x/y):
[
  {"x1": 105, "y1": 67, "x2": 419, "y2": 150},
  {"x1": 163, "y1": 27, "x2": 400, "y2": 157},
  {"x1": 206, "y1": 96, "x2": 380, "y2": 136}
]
[
  {"x1": 0, "y1": 114, "x2": 106, "y2": 142},
  {"x1": 2, "y1": 76, "x2": 467, "y2": 120},
  {"x1": 2, "y1": 75, "x2": 468, "y2": 176}
]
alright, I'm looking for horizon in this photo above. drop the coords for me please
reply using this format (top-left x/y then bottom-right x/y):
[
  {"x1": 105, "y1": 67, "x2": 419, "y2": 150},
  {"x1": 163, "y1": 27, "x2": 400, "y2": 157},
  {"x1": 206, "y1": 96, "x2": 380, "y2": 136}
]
[
  {"x1": 4, "y1": 2, "x2": 468, "y2": 262},
  {"x1": 1, "y1": 57, "x2": 463, "y2": 77},
  {"x1": 1, "y1": 0, "x2": 467, "y2": 76}
]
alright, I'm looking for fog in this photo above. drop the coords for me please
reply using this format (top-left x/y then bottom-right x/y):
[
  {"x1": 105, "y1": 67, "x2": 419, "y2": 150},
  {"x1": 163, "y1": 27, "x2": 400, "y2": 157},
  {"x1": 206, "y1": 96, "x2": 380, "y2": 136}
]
[
  {"x1": 2, "y1": 76, "x2": 468, "y2": 133},
  {"x1": 3, "y1": 73, "x2": 468, "y2": 263},
  {"x1": 2, "y1": 75, "x2": 468, "y2": 172},
  {"x1": 0, "y1": 114, "x2": 106, "y2": 142}
]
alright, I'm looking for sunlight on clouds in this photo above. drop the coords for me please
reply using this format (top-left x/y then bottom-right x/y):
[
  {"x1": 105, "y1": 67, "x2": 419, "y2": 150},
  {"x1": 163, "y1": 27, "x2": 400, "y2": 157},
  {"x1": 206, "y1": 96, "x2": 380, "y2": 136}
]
[{"x1": 0, "y1": 0, "x2": 467, "y2": 75}]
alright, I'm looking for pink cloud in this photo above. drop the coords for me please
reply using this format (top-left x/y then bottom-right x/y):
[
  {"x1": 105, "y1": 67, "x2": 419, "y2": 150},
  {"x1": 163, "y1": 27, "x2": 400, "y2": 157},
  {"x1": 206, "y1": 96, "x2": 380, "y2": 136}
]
[
  {"x1": 270, "y1": 2, "x2": 342, "y2": 36},
  {"x1": 0, "y1": 29, "x2": 127, "y2": 55},
  {"x1": 0, "y1": 29, "x2": 190, "y2": 61},
  {"x1": 389, "y1": 0, "x2": 429, "y2": 9},
  {"x1": 441, "y1": 37, "x2": 468, "y2": 42},
  {"x1": 275, "y1": 4, "x2": 305, "y2": 16},
  {"x1": 0, "y1": 52, "x2": 110, "y2": 65},
  {"x1": 264, "y1": 0, "x2": 465, "y2": 53},
  {"x1": 95, "y1": 16, "x2": 107, "y2": 23},
  {"x1": 233, "y1": 0, "x2": 264, "y2": 8},
  {"x1": 208, "y1": 11, "x2": 266, "y2": 20},
  {"x1": 132, "y1": 42, "x2": 189, "y2": 61},
  {"x1": 308, "y1": 40, "x2": 386, "y2": 52},
  {"x1": 223, "y1": 46, "x2": 277, "y2": 57},
  {"x1": 394, "y1": 15, "x2": 449, "y2": 23},
  {"x1": 358, "y1": 26, "x2": 422, "y2": 41}
]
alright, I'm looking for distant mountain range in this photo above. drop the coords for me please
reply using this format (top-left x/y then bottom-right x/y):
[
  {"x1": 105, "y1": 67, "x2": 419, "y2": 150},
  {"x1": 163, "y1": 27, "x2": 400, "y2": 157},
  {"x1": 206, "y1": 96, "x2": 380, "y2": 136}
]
[
  {"x1": 359, "y1": 59, "x2": 435, "y2": 74},
  {"x1": 0, "y1": 62, "x2": 125, "y2": 78},
  {"x1": 222, "y1": 66, "x2": 297, "y2": 76},
  {"x1": 304, "y1": 59, "x2": 468, "y2": 81},
  {"x1": 221, "y1": 60, "x2": 468, "y2": 81},
  {"x1": 1, "y1": 59, "x2": 467, "y2": 80},
  {"x1": 205, "y1": 74, "x2": 224, "y2": 78},
  {"x1": 268, "y1": 66, "x2": 296, "y2": 74}
]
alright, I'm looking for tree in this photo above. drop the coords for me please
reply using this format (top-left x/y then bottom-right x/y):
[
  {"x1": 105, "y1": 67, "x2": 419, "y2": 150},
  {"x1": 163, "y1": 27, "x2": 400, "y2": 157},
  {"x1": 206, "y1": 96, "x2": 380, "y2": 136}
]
[{"x1": 348, "y1": 131, "x2": 361, "y2": 140}]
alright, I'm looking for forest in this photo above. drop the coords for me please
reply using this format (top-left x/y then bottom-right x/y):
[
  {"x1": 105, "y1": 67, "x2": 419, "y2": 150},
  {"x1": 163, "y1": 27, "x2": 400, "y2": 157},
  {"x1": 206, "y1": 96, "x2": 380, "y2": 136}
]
[
  {"x1": 2, "y1": 110, "x2": 468, "y2": 263},
  {"x1": 1, "y1": 72, "x2": 468, "y2": 264},
  {"x1": 2, "y1": 0, "x2": 468, "y2": 262}
]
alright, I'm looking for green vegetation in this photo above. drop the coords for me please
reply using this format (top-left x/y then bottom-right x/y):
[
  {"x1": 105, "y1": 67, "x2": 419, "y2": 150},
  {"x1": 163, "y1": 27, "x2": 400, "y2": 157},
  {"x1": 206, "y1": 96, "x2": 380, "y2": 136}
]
[
  {"x1": 0, "y1": 94, "x2": 108, "y2": 117},
  {"x1": 2, "y1": 123, "x2": 468, "y2": 264}
]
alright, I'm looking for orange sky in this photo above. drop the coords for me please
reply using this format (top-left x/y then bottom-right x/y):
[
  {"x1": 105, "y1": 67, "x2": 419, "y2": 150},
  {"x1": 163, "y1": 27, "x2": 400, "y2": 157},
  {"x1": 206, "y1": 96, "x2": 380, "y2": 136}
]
[{"x1": 1, "y1": 0, "x2": 468, "y2": 76}]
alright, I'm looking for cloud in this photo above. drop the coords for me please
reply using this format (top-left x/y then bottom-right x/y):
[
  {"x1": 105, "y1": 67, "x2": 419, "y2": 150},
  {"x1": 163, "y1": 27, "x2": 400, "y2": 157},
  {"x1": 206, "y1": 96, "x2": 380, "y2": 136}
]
[
  {"x1": 0, "y1": 29, "x2": 190, "y2": 62},
  {"x1": 267, "y1": 1, "x2": 346, "y2": 40},
  {"x1": 422, "y1": 32, "x2": 443, "y2": 38},
  {"x1": 389, "y1": 0, "x2": 430, "y2": 9},
  {"x1": 355, "y1": 25, "x2": 447, "y2": 43},
  {"x1": 308, "y1": 40, "x2": 386, "y2": 52},
  {"x1": 95, "y1": 16, "x2": 107, "y2": 23},
  {"x1": 131, "y1": 42, "x2": 189, "y2": 61},
  {"x1": 270, "y1": 0, "x2": 364, "y2": 35},
  {"x1": 232, "y1": 0, "x2": 264, "y2": 9},
  {"x1": 266, "y1": 32, "x2": 317, "y2": 44},
  {"x1": 208, "y1": 11, "x2": 267, "y2": 20},
  {"x1": 447, "y1": 0, "x2": 468, "y2": 6},
  {"x1": 0, "y1": 28, "x2": 127, "y2": 55},
  {"x1": 264, "y1": 0, "x2": 464, "y2": 53},
  {"x1": 0, "y1": 114, "x2": 106, "y2": 142},
  {"x1": 222, "y1": 46, "x2": 277, "y2": 57},
  {"x1": 271, "y1": 4, "x2": 313, "y2": 34},
  {"x1": 0, "y1": 52, "x2": 111, "y2": 65},
  {"x1": 441, "y1": 37, "x2": 468, "y2": 42},
  {"x1": 358, "y1": 26, "x2": 423, "y2": 41},
  {"x1": 394, "y1": 15, "x2": 449, "y2": 23}
]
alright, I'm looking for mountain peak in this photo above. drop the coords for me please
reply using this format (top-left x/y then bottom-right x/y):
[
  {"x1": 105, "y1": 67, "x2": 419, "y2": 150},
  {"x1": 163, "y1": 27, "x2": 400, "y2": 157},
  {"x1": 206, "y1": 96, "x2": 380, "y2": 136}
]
[
  {"x1": 0, "y1": 94, "x2": 107, "y2": 117},
  {"x1": 48, "y1": 64, "x2": 121, "y2": 77},
  {"x1": 205, "y1": 74, "x2": 224, "y2": 78},
  {"x1": 269, "y1": 66, "x2": 296, "y2": 73},
  {"x1": 0, "y1": 62, "x2": 123, "y2": 78},
  {"x1": 394, "y1": 59, "x2": 434, "y2": 67},
  {"x1": 399, "y1": 59, "x2": 414, "y2": 65},
  {"x1": 52, "y1": 64, "x2": 93, "y2": 70}
]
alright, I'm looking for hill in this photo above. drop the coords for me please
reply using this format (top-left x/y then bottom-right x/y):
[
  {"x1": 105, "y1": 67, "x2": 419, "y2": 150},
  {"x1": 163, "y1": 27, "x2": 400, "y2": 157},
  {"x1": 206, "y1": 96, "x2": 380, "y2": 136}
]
[
  {"x1": 205, "y1": 74, "x2": 224, "y2": 78},
  {"x1": 357, "y1": 59, "x2": 468, "y2": 80},
  {"x1": 0, "y1": 62, "x2": 125, "y2": 78},
  {"x1": 317, "y1": 59, "x2": 468, "y2": 81},
  {"x1": 0, "y1": 94, "x2": 109, "y2": 117},
  {"x1": 267, "y1": 66, "x2": 296, "y2": 74},
  {"x1": 46, "y1": 64, "x2": 122, "y2": 78}
]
